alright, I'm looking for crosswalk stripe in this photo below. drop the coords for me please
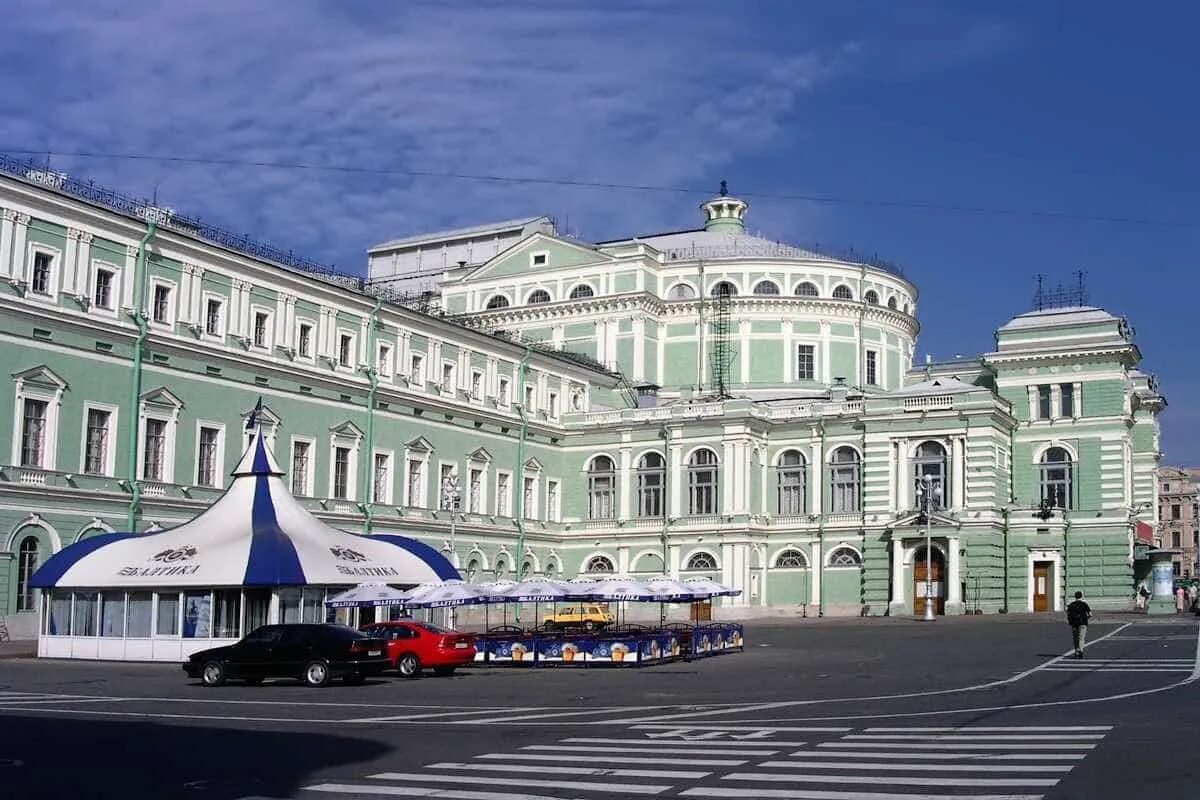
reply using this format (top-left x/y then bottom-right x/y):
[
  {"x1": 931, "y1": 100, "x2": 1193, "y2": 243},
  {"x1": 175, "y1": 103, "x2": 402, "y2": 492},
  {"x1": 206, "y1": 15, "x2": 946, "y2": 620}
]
[
  {"x1": 450, "y1": 705, "x2": 676, "y2": 725},
  {"x1": 635, "y1": 724, "x2": 851, "y2": 732},
  {"x1": 817, "y1": 742, "x2": 1094, "y2": 751},
  {"x1": 524, "y1": 744, "x2": 777, "y2": 756},
  {"x1": 368, "y1": 771, "x2": 670, "y2": 794},
  {"x1": 790, "y1": 750, "x2": 1086, "y2": 761},
  {"x1": 564, "y1": 737, "x2": 809, "y2": 747},
  {"x1": 721, "y1": 772, "x2": 1059, "y2": 787},
  {"x1": 0, "y1": 697, "x2": 121, "y2": 705},
  {"x1": 680, "y1": 787, "x2": 1045, "y2": 800},
  {"x1": 478, "y1": 752, "x2": 749, "y2": 767},
  {"x1": 305, "y1": 783, "x2": 572, "y2": 799},
  {"x1": 843, "y1": 734, "x2": 1105, "y2": 741},
  {"x1": 426, "y1": 762, "x2": 710, "y2": 779},
  {"x1": 756, "y1": 760, "x2": 1072, "y2": 773},
  {"x1": 1042, "y1": 668, "x2": 1190, "y2": 672},
  {"x1": 864, "y1": 726, "x2": 1110, "y2": 732}
]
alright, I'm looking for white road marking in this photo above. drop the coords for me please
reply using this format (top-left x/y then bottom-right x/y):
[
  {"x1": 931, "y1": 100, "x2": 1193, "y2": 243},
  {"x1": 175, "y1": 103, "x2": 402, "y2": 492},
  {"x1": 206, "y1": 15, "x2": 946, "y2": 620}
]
[
  {"x1": 426, "y1": 761, "x2": 709, "y2": 779},
  {"x1": 305, "y1": 784, "x2": 574, "y2": 799},
  {"x1": 523, "y1": 743, "x2": 778, "y2": 756},
  {"x1": 634, "y1": 724, "x2": 851, "y2": 733},
  {"x1": 790, "y1": 751, "x2": 1086, "y2": 760},
  {"x1": 368, "y1": 771, "x2": 670, "y2": 794},
  {"x1": 757, "y1": 760, "x2": 1072, "y2": 773},
  {"x1": 353, "y1": 708, "x2": 566, "y2": 723},
  {"x1": 817, "y1": 742, "x2": 1094, "y2": 751},
  {"x1": 478, "y1": 752, "x2": 749, "y2": 766},
  {"x1": 721, "y1": 772, "x2": 1058, "y2": 787},
  {"x1": 564, "y1": 736, "x2": 809, "y2": 747},
  {"x1": 450, "y1": 704, "x2": 674, "y2": 725},
  {"x1": 864, "y1": 726, "x2": 1111, "y2": 732},
  {"x1": 842, "y1": 734, "x2": 1105, "y2": 741},
  {"x1": 1043, "y1": 667, "x2": 1190, "y2": 672},
  {"x1": 681, "y1": 788, "x2": 1045, "y2": 800}
]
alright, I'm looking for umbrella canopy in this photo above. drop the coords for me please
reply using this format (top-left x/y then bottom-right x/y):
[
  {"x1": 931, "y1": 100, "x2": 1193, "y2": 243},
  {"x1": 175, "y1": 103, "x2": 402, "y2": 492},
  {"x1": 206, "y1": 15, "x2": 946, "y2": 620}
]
[
  {"x1": 325, "y1": 582, "x2": 410, "y2": 609},
  {"x1": 403, "y1": 580, "x2": 492, "y2": 609},
  {"x1": 584, "y1": 576, "x2": 661, "y2": 602},
  {"x1": 643, "y1": 575, "x2": 705, "y2": 601},
  {"x1": 502, "y1": 578, "x2": 572, "y2": 603},
  {"x1": 683, "y1": 576, "x2": 741, "y2": 597},
  {"x1": 30, "y1": 428, "x2": 459, "y2": 590},
  {"x1": 473, "y1": 579, "x2": 518, "y2": 601}
]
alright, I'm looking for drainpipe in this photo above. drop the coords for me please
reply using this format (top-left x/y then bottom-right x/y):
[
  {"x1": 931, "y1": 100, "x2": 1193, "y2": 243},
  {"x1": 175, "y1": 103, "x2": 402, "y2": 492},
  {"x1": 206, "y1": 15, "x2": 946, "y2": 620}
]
[
  {"x1": 126, "y1": 221, "x2": 158, "y2": 532},
  {"x1": 659, "y1": 426, "x2": 671, "y2": 568},
  {"x1": 696, "y1": 260, "x2": 705, "y2": 392},
  {"x1": 513, "y1": 346, "x2": 533, "y2": 582},
  {"x1": 361, "y1": 297, "x2": 383, "y2": 535}
]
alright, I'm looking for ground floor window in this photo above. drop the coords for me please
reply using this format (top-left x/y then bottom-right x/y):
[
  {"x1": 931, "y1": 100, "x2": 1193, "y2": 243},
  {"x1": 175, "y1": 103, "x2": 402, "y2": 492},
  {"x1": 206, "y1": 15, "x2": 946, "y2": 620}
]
[{"x1": 157, "y1": 593, "x2": 180, "y2": 636}]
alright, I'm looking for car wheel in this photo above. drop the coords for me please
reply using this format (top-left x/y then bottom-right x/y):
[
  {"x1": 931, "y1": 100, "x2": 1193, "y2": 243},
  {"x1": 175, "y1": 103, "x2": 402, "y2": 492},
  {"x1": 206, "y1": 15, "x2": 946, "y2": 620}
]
[
  {"x1": 200, "y1": 660, "x2": 227, "y2": 688},
  {"x1": 243, "y1": 676, "x2": 264, "y2": 685},
  {"x1": 397, "y1": 653, "x2": 421, "y2": 679},
  {"x1": 433, "y1": 666, "x2": 456, "y2": 676},
  {"x1": 343, "y1": 674, "x2": 366, "y2": 686},
  {"x1": 302, "y1": 660, "x2": 331, "y2": 688}
]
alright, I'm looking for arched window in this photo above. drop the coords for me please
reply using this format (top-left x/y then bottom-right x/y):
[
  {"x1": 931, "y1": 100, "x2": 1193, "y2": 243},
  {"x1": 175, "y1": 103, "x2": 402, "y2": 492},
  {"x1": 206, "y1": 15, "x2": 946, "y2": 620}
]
[
  {"x1": 586, "y1": 555, "x2": 615, "y2": 574},
  {"x1": 711, "y1": 281, "x2": 737, "y2": 297},
  {"x1": 16, "y1": 536, "x2": 38, "y2": 612},
  {"x1": 829, "y1": 446, "x2": 861, "y2": 513},
  {"x1": 913, "y1": 441, "x2": 948, "y2": 510},
  {"x1": 494, "y1": 555, "x2": 509, "y2": 577},
  {"x1": 587, "y1": 455, "x2": 616, "y2": 519},
  {"x1": 832, "y1": 285, "x2": 853, "y2": 300},
  {"x1": 795, "y1": 282, "x2": 819, "y2": 297},
  {"x1": 685, "y1": 552, "x2": 718, "y2": 571},
  {"x1": 1039, "y1": 447, "x2": 1074, "y2": 510},
  {"x1": 903, "y1": 302, "x2": 911, "y2": 315},
  {"x1": 521, "y1": 559, "x2": 534, "y2": 578},
  {"x1": 774, "y1": 549, "x2": 809, "y2": 568},
  {"x1": 527, "y1": 289, "x2": 551, "y2": 304},
  {"x1": 544, "y1": 560, "x2": 558, "y2": 578},
  {"x1": 636, "y1": 452, "x2": 665, "y2": 518},
  {"x1": 776, "y1": 450, "x2": 807, "y2": 515},
  {"x1": 667, "y1": 283, "x2": 697, "y2": 300},
  {"x1": 568, "y1": 284, "x2": 594, "y2": 300},
  {"x1": 753, "y1": 280, "x2": 780, "y2": 296},
  {"x1": 887, "y1": 296, "x2": 898, "y2": 310},
  {"x1": 864, "y1": 290, "x2": 879, "y2": 305},
  {"x1": 687, "y1": 448, "x2": 719, "y2": 515},
  {"x1": 465, "y1": 557, "x2": 481, "y2": 581},
  {"x1": 827, "y1": 546, "x2": 863, "y2": 567},
  {"x1": 485, "y1": 295, "x2": 510, "y2": 310}
]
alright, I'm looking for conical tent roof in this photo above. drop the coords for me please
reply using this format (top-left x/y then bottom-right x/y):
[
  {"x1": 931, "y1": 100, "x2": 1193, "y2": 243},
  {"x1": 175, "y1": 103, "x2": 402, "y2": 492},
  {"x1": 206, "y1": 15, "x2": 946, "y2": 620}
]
[{"x1": 31, "y1": 428, "x2": 459, "y2": 589}]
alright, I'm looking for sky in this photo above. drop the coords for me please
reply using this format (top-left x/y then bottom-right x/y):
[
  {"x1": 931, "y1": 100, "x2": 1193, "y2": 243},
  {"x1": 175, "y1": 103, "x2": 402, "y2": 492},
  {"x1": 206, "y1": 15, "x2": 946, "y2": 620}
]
[{"x1": 2, "y1": 1, "x2": 1197, "y2": 463}]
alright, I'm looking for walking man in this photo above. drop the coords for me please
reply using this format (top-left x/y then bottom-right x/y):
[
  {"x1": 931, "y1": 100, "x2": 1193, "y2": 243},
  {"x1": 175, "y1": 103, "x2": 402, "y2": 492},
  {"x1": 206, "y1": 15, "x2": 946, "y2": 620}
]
[{"x1": 1067, "y1": 591, "x2": 1091, "y2": 659}]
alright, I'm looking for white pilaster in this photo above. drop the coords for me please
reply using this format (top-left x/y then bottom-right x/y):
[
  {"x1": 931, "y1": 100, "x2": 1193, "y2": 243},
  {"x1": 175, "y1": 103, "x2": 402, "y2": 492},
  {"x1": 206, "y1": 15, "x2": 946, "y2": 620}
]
[
  {"x1": 811, "y1": 539, "x2": 823, "y2": 606},
  {"x1": 897, "y1": 438, "x2": 910, "y2": 511},
  {"x1": 75, "y1": 232, "x2": 93, "y2": 297},
  {"x1": 632, "y1": 318, "x2": 645, "y2": 381},
  {"x1": 948, "y1": 536, "x2": 962, "y2": 608},
  {"x1": 809, "y1": 433, "x2": 823, "y2": 514},
  {"x1": 890, "y1": 537, "x2": 905, "y2": 611},
  {"x1": 669, "y1": 442, "x2": 683, "y2": 518},
  {"x1": 721, "y1": 437, "x2": 735, "y2": 513},
  {"x1": 952, "y1": 436, "x2": 965, "y2": 510},
  {"x1": 618, "y1": 445, "x2": 632, "y2": 521},
  {"x1": 739, "y1": 319, "x2": 751, "y2": 385},
  {"x1": 10, "y1": 213, "x2": 30, "y2": 282},
  {"x1": 0, "y1": 209, "x2": 15, "y2": 277},
  {"x1": 122, "y1": 244, "x2": 137, "y2": 309},
  {"x1": 820, "y1": 321, "x2": 832, "y2": 383},
  {"x1": 61, "y1": 229, "x2": 79, "y2": 299}
]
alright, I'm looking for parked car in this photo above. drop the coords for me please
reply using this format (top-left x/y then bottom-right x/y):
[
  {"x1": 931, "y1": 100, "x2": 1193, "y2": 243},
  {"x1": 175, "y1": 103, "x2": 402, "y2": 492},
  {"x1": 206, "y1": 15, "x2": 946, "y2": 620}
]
[
  {"x1": 360, "y1": 620, "x2": 476, "y2": 678},
  {"x1": 183, "y1": 624, "x2": 389, "y2": 688},
  {"x1": 543, "y1": 603, "x2": 614, "y2": 631}
]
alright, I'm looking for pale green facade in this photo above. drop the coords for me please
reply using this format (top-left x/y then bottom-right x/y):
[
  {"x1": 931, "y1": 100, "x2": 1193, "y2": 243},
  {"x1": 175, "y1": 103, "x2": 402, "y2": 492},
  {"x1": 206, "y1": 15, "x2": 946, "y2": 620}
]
[{"x1": 0, "y1": 173, "x2": 1166, "y2": 637}]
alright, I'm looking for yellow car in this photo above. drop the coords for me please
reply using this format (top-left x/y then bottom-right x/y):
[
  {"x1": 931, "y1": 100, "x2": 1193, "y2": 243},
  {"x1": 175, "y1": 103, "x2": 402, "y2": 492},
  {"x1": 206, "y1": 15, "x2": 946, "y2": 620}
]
[{"x1": 543, "y1": 604, "x2": 614, "y2": 632}]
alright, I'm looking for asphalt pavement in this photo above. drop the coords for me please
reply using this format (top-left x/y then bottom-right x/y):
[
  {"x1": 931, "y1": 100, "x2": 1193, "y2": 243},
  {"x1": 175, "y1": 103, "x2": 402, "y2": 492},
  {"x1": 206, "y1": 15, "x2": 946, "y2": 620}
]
[{"x1": 0, "y1": 616, "x2": 1195, "y2": 799}]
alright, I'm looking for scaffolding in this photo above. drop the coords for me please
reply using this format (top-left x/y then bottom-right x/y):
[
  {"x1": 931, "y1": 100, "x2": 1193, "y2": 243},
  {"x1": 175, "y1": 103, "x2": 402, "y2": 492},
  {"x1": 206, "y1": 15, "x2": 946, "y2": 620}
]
[{"x1": 708, "y1": 285, "x2": 735, "y2": 399}]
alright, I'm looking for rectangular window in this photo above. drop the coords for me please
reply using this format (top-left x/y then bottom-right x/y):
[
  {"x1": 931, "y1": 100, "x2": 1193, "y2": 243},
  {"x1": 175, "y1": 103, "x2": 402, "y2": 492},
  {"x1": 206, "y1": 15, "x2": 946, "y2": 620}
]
[
  {"x1": 498, "y1": 377, "x2": 511, "y2": 406},
  {"x1": 865, "y1": 350, "x2": 878, "y2": 386},
  {"x1": 1173, "y1": 504, "x2": 1182, "y2": 520},
  {"x1": 1037, "y1": 385, "x2": 1052, "y2": 420},
  {"x1": 796, "y1": 345, "x2": 815, "y2": 381},
  {"x1": 156, "y1": 593, "x2": 180, "y2": 636},
  {"x1": 378, "y1": 343, "x2": 392, "y2": 376},
  {"x1": 291, "y1": 441, "x2": 311, "y2": 496},
  {"x1": 497, "y1": 473, "x2": 510, "y2": 516},
  {"x1": 197, "y1": 426, "x2": 220, "y2": 488},
  {"x1": 152, "y1": 284, "x2": 171, "y2": 324},
  {"x1": 72, "y1": 591, "x2": 98, "y2": 637},
  {"x1": 548, "y1": 391, "x2": 559, "y2": 418},
  {"x1": 439, "y1": 464, "x2": 456, "y2": 510},
  {"x1": 31, "y1": 252, "x2": 53, "y2": 294},
  {"x1": 524, "y1": 385, "x2": 536, "y2": 411},
  {"x1": 93, "y1": 268, "x2": 114, "y2": 309},
  {"x1": 84, "y1": 408, "x2": 111, "y2": 475},
  {"x1": 373, "y1": 452, "x2": 391, "y2": 504},
  {"x1": 205, "y1": 298, "x2": 223, "y2": 336},
  {"x1": 143, "y1": 418, "x2": 166, "y2": 481},
  {"x1": 1172, "y1": 531, "x2": 1182, "y2": 548},
  {"x1": 253, "y1": 311, "x2": 270, "y2": 348},
  {"x1": 410, "y1": 354, "x2": 425, "y2": 385},
  {"x1": 407, "y1": 459, "x2": 424, "y2": 507},
  {"x1": 338, "y1": 334, "x2": 353, "y2": 367},
  {"x1": 297, "y1": 323, "x2": 313, "y2": 358},
  {"x1": 468, "y1": 467, "x2": 483, "y2": 513},
  {"x1": 547, "y1": 480, "x2": 560, "y2": 522},
  {"x1": 20, "y1": 398, "x2": 48, "y2": 467},
  {"x1": 1060, "y1": 383, "x2": 1075, "y2": 418},
  {"x1": 523, "y1": 476, "x2": 536, "y2": 519},
  {"x1": 470, "y1": 370, "x2": 483, "y2": 400},
  {"x1": 126, "y1": 591, "x2": 152, "y2": 638},
  {"x1": 333, "y1": 446, "x2": 351, "y2": 499},
  {"x1": 182, "y1": 590, "x2": 211, "y2": 638},
  {"x1": 441, "y1": 362, "x2": 455, "y2": 392}
]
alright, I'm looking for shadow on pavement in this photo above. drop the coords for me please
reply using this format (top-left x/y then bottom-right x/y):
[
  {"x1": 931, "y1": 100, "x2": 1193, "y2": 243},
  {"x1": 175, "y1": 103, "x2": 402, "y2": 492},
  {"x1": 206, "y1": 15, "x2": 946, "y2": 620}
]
[{"x1": 0, "y1": 714, "x2": 390, "y2": 799}]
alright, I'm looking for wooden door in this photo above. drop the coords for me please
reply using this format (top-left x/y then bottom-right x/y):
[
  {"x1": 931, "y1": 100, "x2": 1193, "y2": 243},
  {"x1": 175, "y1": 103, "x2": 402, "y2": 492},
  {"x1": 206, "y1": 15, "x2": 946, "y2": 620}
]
[
  {"x1": 914, "y1": 551, "x2": 945, "y2": 616},
  {"x1": 1033, "y1": 562, "x2": 1052, "y2": 612}
]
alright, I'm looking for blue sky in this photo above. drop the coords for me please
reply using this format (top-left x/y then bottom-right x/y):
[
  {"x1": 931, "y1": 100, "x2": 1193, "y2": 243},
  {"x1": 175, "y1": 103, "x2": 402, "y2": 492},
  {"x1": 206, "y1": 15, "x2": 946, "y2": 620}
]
[{"x1": 3, "y1": 1, "x2": 1197, "y2": 462}]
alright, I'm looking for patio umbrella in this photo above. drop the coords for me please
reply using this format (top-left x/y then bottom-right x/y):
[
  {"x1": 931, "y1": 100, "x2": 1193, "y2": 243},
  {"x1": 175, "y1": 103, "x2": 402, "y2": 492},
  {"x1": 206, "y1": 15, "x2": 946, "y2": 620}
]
[
  {"x1": 643, "y1": 576, "x2": 704, "y2": 625},
  {"x1": 402, "y1": 580, "x2": 492, "y2": 609},
  {"x1": 682, "y1": 577, "x2": 741, "y2": 623},
  {"x1": 502, "y1": 578, "x2": 573, "y2": 631},
  {"x1": 585, "y1": 577, "x2": 662, "y2": 627},
  {"x1": 473, "y1": 579, "x2": 518, "y2": 629},
  {"x1": 325, "y1": 582, "x2": 410, "y2": 609}
]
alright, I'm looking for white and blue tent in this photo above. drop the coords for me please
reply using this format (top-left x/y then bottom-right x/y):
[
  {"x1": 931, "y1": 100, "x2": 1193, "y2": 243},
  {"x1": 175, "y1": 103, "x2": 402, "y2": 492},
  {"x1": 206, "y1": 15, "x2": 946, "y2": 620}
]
[{"x1": 31, "y1": 424, "x2": 458, "y2": 661}]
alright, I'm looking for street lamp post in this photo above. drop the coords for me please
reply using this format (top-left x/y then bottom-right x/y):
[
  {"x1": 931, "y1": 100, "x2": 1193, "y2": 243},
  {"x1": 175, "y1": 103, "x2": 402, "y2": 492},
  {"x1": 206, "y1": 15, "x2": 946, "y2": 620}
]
[
  {"x1": 919, "y1": 474, "x2": 942, "y2": 622},
  {"x1": 441, "y1": 473, "x2": 461, "y2": 627}
]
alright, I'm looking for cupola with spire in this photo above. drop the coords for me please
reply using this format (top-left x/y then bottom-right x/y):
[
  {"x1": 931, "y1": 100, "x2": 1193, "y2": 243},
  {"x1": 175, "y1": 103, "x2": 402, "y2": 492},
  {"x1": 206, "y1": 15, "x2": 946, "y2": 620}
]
[{"x1": 700, "y1": 180, "x2": 748, "y2": 234}]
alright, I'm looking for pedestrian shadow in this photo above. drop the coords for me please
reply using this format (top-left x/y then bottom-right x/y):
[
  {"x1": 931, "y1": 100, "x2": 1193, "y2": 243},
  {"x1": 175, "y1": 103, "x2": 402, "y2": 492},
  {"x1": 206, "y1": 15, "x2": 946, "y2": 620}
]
[{"x1": 0, "y1": 713, "x2": 391, "y2": 799}]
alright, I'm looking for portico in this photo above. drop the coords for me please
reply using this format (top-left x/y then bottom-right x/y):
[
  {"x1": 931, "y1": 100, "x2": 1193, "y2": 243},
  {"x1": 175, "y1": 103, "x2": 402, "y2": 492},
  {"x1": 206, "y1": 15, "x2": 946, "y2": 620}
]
[{"x1": 887, "y1": 512, "x2": 964, "y2": 617}]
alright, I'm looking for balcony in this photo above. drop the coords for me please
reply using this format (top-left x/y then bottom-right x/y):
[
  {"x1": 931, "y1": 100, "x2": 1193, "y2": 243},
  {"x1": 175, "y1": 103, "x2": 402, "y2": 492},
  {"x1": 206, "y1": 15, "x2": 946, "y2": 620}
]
[
  {"x1": 571, "y1": 401, "x2": 727, "y2": 427},
  {"x1": 902, "y1": 395, "x2": 954, "y2": 412}
]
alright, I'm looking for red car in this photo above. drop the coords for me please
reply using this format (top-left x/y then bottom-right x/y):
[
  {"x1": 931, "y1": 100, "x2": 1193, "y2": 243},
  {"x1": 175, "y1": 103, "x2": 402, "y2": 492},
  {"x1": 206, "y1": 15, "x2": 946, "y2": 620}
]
[{"x1": 360, "y1": 620, "x2": 476, "y2": 678}]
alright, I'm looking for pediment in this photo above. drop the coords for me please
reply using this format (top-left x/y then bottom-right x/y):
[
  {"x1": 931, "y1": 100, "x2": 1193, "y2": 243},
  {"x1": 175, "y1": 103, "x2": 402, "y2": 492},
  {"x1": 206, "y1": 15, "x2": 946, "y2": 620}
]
[
  {"x1": 891, "y1": 509, "x2": 960, "y2": 529},
  {"x1": 405, "y1": 435, "x2": 434, "y2": 453},
  {"x1": 465, "y1": 232, "x2": 614, "y2": 281},
  {"x1": 330, "y1": 420, "x2": 365, "y2": 439},
  {"x1": 141, "y1": 386, "x2": 184, "y2": 409},
  {"x1": 468, "y1": 447, "x2": 493, "y2": 463},
  {"x1": 13, "y1": 364, "x2": 69, "y2": 391},
  {"x1": 240, "y1": 403, "x2": 281, "y2": 426},
  {"x1": 524, "y1": 457, "x2": 544, "y2": 471}
]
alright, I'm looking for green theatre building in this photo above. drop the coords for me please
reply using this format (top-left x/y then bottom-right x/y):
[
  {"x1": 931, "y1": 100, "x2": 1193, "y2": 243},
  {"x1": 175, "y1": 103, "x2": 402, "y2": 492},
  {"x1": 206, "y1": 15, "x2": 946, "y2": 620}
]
[{"x1": 0, "y1": 163, "x2": 1165, "y2": 638}]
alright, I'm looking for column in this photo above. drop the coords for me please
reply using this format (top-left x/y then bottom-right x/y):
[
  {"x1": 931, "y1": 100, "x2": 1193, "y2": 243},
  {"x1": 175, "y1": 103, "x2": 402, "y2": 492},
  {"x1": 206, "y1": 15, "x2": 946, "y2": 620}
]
[
  {"x1": 739, "y1": 319, "x2": 751, "y2": 385},
  {"x1": 0, "y1": 209, "x2": 16, "y2": 277},
  {"x1": 618, "y1": 445, "x2": 633, "y2": 521},
  {"x1": 820, "y1": 321, "x2": 832, "y2": 383},
  {"x1": 890, "y1": 536, "x2": 905, "y2": 612},
  {"x1": 897, "y1": 438, "x2": 910, "y2": 511},
  {"x1": 811, "y1": 539, "x2": 823, "y2": 607},
  {"x1": 668, "y1": 544, "x2": 681, "y2": 578},
  {"x1": 10, "y1": 213, "x2": 30, "y2": 282},
  {"x1": 75, "y1": 232, "x2": 93, "y2": 297},
  {"x1": 359, "y1": 316, "x2": 370, "y2": 365},
  {"x1": 669, "y1": 442, "x2": 683, "y2": 518},
  {"x1": 656, "y1": 323, "x2": 667, "y2": 388},
  {"x1": 809, "y1": 432, "x2": 823, "y2": 514},
  {"x1": 781, "y1": 320, "x2": 794, "y2": 382},
  {"x1": 952, "y1": 436, "x2": 966, "y2": 510},
  {"x1": 947, "y1": 536, "x2": 962, "y2": 610},
  {"x1": 760, "y1": 450, "x2": 769, "y2": 515},
  {"x1": 61, "y1": 229, "x2": 79, "y2": 299},
  {"x1": 632, "y1": 318, "x2": 645, "y2": 381},
  {"x1": 122, "y1": 244, "x2": 137, "y2": 309},
  {"x1": 722, "y1": 437, "x2": 736, "y2": 514}
]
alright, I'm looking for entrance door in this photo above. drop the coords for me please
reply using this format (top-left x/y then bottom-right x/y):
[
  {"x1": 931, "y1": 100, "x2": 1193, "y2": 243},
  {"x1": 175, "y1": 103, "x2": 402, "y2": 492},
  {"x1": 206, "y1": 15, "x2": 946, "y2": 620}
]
[
  {"x1": 913, "y1": 547, "x2": 946, "y2": 616},
  {"x1": 1033, "y1": 561, "x2": 1053, "y2": 612}
]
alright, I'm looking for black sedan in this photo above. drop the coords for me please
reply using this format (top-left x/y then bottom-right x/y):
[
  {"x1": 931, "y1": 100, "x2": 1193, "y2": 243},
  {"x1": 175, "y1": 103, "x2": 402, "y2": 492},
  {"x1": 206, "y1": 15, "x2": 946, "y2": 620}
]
[{"x1": 183, "y1": 623, "x2": 389, "y2": 687}]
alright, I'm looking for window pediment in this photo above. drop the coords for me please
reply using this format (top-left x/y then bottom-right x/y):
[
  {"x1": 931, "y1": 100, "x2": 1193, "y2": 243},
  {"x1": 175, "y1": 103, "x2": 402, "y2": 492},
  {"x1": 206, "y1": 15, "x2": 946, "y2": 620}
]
[
  {"x1": 405, "y1": 435, "x2": 434, "y2": 453},
  {"x1": 330, "y1": 420, "x2": 365, "y2": 440},
  {"x1": 12, "y1": 365, "x2": 69, "y2": 391},
  {"x1": 468, "y1": 447, "x2": 493, "y2": 463},
  {"x1": 140, "y1": 386, "x2": 184, "y2": 410}
]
